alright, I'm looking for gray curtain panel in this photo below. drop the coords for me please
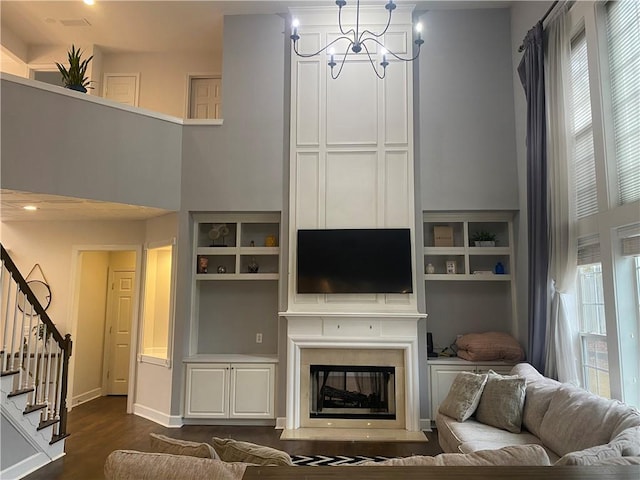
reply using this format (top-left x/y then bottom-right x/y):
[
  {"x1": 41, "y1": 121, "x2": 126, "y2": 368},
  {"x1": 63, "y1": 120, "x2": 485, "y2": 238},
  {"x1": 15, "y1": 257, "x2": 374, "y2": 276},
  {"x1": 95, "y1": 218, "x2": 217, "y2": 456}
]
[{"x1": 518, "y1": 22, "x2": 549, "y2": 374}]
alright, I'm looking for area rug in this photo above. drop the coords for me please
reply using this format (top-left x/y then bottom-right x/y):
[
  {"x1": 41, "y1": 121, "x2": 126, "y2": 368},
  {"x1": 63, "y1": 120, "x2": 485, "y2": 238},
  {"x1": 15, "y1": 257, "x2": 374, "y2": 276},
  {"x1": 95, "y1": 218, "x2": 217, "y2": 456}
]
[{"x1": 290, "y1": 454, "x2": 394, "y2": 466}]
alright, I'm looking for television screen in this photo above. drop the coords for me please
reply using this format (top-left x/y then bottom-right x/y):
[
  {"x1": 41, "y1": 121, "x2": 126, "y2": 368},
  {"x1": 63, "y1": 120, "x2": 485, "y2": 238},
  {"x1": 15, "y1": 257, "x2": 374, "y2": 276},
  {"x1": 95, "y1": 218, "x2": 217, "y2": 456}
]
[{"x1": 296, "y1": 228, "x2": 413, "y2": 294}]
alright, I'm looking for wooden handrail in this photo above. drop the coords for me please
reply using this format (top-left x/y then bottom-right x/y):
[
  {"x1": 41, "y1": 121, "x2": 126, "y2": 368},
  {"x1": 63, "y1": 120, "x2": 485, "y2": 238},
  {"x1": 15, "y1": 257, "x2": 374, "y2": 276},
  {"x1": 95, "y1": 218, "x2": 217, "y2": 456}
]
[
  {"x1": 1, "y1": 243, "x2": 72, "y2": 441},
  {"x1": 0, "y1": 245, "x2": 66, "y2": 347}
]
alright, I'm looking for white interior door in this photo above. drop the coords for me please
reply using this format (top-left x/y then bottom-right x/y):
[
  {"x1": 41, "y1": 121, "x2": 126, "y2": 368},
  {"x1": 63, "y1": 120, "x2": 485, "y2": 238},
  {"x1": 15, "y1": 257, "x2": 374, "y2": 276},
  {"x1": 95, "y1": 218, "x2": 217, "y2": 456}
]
[
  {"x1": 189, "y1": 77, "x2": 221, "y2": 119},
  {"x1": 104, "y1": 74, "x2": 139, "y2": 106},
  {"x1": 106, "y1": 270, "x2": 135, "y2": 395}
]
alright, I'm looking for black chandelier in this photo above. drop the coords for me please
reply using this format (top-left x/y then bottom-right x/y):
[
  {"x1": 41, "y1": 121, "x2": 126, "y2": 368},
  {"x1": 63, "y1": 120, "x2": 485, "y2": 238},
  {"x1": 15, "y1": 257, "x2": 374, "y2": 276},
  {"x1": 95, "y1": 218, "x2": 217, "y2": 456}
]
[{"x1": 290, "y1": 0, "x2": 423, "y2": 80}]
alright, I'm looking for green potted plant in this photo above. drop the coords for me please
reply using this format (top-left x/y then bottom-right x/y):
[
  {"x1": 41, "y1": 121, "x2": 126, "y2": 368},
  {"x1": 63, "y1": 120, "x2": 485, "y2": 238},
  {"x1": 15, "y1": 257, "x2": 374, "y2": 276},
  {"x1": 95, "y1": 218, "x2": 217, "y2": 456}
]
[
  {"x1": 471, "y1": 230, "x2": 496, "y2": 247},
  {"x1": 56, "y1": 44, "x2": 93, "y2": 93}
]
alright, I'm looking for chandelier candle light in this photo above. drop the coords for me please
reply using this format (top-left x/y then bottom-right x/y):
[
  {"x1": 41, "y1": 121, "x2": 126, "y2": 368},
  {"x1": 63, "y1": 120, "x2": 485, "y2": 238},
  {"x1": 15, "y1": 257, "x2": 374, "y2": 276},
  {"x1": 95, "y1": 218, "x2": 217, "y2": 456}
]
[{"x1": 290, "y1": 0, "x2": 424, "y2": 79}]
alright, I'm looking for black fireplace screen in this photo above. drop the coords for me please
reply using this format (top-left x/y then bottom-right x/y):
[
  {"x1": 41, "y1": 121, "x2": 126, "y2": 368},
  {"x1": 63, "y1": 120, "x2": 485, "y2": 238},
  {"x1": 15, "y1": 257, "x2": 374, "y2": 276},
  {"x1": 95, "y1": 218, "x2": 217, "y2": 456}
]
[{"x1": 310, "y1": 365, "x2": 396, "y2": 420}]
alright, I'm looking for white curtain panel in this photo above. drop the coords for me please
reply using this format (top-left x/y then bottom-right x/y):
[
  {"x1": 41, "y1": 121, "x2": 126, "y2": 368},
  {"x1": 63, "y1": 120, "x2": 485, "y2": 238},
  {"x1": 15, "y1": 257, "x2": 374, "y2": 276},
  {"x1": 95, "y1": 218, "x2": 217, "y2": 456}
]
[{"x1": 543, "y1": 6, "x2": 581, "y2": 386}]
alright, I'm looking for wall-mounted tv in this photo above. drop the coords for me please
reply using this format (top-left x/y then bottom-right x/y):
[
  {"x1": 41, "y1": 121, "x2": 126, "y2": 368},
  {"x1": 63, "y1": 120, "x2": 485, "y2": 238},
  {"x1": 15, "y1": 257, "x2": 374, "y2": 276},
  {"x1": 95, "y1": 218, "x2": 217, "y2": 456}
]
[{"x1": 296, "y1": 228, "x2": 413, "y2": 294}]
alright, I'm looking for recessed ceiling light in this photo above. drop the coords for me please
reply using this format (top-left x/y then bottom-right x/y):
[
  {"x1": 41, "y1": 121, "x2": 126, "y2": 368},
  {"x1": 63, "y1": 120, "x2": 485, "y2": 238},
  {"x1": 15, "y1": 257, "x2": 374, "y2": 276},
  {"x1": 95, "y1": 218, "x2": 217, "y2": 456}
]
[
  {"x1": 23, "y1": 205, "x2": 38, "y2": 211},
  {"x1": 83, "y1": 0, "x2": 95, "y2": 5}
]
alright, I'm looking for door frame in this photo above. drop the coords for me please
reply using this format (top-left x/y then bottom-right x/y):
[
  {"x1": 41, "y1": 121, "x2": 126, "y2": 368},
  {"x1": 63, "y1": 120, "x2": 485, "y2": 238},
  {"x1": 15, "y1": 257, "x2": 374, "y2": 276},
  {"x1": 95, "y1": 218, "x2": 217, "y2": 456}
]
[
  {"x1": 68, "y1": 244, "x2": 142, "y2": 414},
  {"x1": 103, "y1": 73, "x2": 140, "y2": 107},
  {"x1": 184, "y1": 72, "x2": 221, "y2": 118}
]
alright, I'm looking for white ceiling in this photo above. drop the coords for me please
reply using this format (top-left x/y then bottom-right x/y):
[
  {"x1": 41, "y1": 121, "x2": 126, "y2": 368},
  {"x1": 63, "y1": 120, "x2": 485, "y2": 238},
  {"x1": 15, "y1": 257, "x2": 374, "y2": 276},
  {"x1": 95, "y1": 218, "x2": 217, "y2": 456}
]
[
  {"x1": 1, "y1": 190, "x2": 171, "y2": 222},
  {"x1": 0, "y1": 0, "x2": 511, "y2": 54}
]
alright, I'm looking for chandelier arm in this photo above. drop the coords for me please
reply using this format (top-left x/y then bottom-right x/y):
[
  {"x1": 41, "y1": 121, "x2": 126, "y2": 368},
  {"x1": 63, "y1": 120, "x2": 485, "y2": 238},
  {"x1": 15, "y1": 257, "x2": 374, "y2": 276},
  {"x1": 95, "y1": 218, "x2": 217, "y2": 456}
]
[
  {"x1": 331, "y1": 48, "x2": 351, "y2": 80},
  {"x1": 361, "y1": 37, "x2": 423, "y2": 62},
  {"x1": 357, "y1": 6, "x2": 393, "y2": 41},
  {"x1": 293, "y1": 36, "x2": 355, "y2": 58},
  {"x1": 337, "y1": 3, "x2": 355, "y2": 37},
  {"x1": 361, "y1": 43, "x2": 386, "y2": 80}
]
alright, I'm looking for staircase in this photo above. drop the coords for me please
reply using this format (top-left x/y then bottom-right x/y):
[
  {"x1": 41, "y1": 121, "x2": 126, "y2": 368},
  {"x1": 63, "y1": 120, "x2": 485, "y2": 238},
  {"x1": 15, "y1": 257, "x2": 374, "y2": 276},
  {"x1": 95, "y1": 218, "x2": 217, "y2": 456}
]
[{"x1": 1, "y1": 244, "x2": 72, "y2": 479}]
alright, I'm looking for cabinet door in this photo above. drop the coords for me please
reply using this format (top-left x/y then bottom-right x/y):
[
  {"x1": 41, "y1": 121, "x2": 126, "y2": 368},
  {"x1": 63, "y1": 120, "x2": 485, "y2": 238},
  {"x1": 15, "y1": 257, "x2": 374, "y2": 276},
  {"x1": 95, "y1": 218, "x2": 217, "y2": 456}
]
[
  {"x1": 430, "y1": 365, "x2": 474, "y2": 420},
  {"x1": 185, "y1": 364, "x2": 229, "y2": 418},
  {"x1": 229, "y1": 364, "x2": 275, "y2": 419}
]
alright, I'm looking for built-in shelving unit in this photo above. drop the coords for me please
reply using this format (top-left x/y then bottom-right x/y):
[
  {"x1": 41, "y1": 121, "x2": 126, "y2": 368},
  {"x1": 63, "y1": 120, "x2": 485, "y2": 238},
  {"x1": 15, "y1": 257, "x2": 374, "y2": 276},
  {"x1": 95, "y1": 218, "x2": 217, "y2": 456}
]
[
  {"x1": 423, "y1": 212, "x2": 514, "y2": 281},
  {"x1": 194, "y1": 215, "x2": 280, "y2": 280},
  {"x1": 186, "y1": 213, "x2": 281, "y2": 421}
]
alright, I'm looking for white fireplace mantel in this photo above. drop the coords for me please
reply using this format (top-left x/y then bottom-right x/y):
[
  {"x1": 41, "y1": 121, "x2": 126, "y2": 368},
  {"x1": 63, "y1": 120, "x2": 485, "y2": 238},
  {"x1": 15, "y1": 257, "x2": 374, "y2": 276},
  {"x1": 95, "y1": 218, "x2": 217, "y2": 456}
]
[{"x1": 283, "y1": 314, "x2": 425, "y2": 432}]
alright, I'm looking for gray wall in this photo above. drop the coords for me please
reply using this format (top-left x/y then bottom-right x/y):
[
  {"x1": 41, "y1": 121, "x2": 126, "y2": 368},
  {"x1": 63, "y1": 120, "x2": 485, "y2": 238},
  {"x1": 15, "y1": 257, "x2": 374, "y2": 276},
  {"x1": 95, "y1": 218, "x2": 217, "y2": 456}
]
[
  {"x1": 418, "y1": 8, "x2": 518, "y2": 211},
  {"x1": 0, "y1": 79, "x2": 182, "y2": 211},
  {"x1": 180, "y1": 14, "x2": 285, "y2": 212},
  {"x1": 0, "y1": 416, "x2": 37, "y2": 470}
]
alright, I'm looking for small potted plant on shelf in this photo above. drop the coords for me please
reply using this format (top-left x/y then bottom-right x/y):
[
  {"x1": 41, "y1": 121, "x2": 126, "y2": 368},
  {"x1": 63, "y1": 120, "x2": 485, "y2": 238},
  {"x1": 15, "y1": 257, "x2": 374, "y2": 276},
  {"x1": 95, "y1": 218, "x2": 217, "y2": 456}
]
[
  {"x1": 471, "y1": 230, "x2": 496, "y2": 247},
  {"x1": 56, "y1": 44, "x2": 93, "y2": 93}
]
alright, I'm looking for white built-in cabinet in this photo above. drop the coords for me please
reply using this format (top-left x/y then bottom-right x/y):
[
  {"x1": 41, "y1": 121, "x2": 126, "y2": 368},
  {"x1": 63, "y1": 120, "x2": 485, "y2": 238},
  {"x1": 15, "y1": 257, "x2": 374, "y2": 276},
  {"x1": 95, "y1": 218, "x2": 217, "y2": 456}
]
[
  {"x1": 185, "y1": 361, "x2": 276, "y2": 419},
  {"x1": 429, "y1": 358, "x2": 515, "y2": 422}
]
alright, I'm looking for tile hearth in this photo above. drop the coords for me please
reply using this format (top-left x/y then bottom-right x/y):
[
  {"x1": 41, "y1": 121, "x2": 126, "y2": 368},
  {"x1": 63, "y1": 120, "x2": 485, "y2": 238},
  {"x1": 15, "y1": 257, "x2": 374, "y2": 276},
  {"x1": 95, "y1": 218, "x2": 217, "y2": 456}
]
[{"x1": 280, "y1": 427, "x2": 428, "y2": 442}]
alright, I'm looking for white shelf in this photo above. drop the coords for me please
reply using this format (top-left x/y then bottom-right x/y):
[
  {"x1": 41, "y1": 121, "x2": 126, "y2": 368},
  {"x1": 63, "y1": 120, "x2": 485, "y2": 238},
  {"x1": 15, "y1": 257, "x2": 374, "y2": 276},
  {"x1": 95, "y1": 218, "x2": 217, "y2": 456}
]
[
  {"x1": 196, "y1": 273, "x2": 279, "y2": 281},
  {"x1": 424, "y1": 274, "x2": 511, "y2": 281}
]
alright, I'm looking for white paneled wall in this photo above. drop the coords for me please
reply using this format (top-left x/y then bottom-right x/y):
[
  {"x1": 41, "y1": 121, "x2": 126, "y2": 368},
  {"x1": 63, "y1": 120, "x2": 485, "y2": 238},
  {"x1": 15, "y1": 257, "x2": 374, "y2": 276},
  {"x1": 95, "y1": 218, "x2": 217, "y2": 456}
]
[{"x1": 287, "y1": 5, "x2": 418, "y2": 314}]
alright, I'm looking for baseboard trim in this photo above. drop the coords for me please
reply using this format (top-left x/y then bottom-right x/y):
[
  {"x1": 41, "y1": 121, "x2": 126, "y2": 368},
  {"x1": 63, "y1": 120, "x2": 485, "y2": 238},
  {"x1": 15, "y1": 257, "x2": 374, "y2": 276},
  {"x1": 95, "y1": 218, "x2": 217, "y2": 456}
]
[
  {"x1": 133, "y1": 404, "x2": 183, "y2": 428},
  {"x1": 0, "y1": 452, "x2": 51, "y2": 480},
  {"x1": 71, "y1": 388, "x2": 102, "y2": 408},
  {"x1": 275, "y1": 417, "x2": 286, "y2": 429},
  {"x1": 420, "y1": 418, "x2": 433, "y2": 432}
]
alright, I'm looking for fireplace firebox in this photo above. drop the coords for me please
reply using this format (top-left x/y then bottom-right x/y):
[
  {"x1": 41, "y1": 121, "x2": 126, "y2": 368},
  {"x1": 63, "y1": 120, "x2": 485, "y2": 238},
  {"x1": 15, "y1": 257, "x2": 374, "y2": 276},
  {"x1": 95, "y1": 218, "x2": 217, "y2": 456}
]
[{"x1": 309, "y1": 365, "x2": 396, "y2": 420}]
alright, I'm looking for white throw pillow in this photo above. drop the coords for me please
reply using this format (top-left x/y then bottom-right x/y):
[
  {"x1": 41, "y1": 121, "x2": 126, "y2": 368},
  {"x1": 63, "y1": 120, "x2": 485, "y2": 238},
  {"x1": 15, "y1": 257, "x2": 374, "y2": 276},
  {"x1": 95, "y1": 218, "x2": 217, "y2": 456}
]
[{"x1": 438, "y1": 371, "x2": 488, "y2": 422}]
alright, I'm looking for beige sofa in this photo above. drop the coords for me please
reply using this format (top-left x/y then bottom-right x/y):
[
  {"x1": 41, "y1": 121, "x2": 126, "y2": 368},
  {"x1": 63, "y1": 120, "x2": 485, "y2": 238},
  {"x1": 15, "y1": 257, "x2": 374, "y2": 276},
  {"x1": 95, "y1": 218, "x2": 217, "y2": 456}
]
[{"x1": 436, "y1": 362, "x2": 640, "y2": 465}]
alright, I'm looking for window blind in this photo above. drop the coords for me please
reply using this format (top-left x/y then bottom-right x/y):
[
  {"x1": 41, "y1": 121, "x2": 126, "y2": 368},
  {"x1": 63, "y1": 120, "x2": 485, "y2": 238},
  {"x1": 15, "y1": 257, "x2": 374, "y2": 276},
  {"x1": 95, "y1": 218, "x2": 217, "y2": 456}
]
[
  {"x1": 606, "y1": 0, "x2": 640, "y2": 205},
  {"x1": 578, "y1": 235, "x2": 601, "y2": 265},
  {"x1": 570, "y1": 30, "x2": 598, "y2": 219}
]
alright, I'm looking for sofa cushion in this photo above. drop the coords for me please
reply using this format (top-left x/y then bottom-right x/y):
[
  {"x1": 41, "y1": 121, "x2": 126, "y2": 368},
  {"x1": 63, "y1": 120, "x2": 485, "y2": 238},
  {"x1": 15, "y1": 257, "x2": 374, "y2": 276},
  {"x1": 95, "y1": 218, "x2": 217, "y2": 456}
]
[
  {"x1": 211, "y1": 437, "x2": 293, "y2": 466},
  {"x1": 104, "y1": 450, "x2": 247, "y2": 480},
  {"x1": 434, "y1": 412, "x2": 559, "y2": 461},
  {"x1": 521, "y1": 379, "x2": 559, "y2": 438},
  {"x1": 475, "y1": 370, "x2": 526, "y2": 433},
  {"x1": 360, "y1": 444, "x2": 550, "y2": 466},
  {"x1": 555, "y1": 426, "x2": 640, "y2": 465},
  {"x1": 149, "y1": 433, "x2": 219, "y2": 459},
  {"x1": 539, "y1": 385, "x2": 640, "y2": 456},
  {"x1": 438, "y1": 371, "x2": 488, "y2": 422}
]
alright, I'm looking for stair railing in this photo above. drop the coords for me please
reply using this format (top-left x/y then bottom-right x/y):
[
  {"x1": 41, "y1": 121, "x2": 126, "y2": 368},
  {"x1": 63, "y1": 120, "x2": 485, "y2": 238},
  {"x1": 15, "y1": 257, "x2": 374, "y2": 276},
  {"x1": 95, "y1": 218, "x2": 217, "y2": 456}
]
[{"x1": 1, "y1": 244, "x2": 72, "y2": 443}]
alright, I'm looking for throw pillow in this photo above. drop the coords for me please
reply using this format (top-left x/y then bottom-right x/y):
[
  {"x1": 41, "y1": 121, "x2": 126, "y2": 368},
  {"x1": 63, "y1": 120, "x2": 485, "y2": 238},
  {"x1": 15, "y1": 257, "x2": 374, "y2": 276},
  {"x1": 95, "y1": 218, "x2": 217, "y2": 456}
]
[
  {"x1": 211, "y1": 437, "x2": 293, "y2": 466},
  {"x1": 149, "y1": 433, "x2": 218, "y2": 459},
  {"x1": 438, "y1": 371, "x2": 488, "y2": 422},
  {"x1": 475, "y1": 370, "x2": 526, "y2": 433}
]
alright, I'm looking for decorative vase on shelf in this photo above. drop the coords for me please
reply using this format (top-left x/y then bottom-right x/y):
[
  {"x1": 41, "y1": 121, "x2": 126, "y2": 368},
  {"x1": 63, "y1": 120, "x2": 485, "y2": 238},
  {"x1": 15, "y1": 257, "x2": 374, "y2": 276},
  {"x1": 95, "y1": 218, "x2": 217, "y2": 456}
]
[
  {"x1": 494, "y1": 262, "x2": 505, "y2": 274},
  {"x1": 248, "y1": 257, "x2": 259, "y2": 273},
  {"x1": 426, "y1": 263, "x2": 435, "y2": 274}
]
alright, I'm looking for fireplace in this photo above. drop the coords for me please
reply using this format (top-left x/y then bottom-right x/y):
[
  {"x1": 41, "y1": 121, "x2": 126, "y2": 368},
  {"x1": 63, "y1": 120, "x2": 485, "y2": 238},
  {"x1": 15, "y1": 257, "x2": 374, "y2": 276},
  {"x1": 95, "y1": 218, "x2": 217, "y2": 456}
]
[{"x1": 310, "y1": 365, "x2": 396, "y2": 420}]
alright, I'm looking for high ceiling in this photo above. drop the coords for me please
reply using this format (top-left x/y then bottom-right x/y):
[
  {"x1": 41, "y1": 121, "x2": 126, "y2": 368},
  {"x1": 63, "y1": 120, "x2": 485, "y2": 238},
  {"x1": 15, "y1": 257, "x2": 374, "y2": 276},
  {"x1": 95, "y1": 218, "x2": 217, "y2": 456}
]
[{"x1": 0, "y1": 0, "x2": 510, "y2": 54}]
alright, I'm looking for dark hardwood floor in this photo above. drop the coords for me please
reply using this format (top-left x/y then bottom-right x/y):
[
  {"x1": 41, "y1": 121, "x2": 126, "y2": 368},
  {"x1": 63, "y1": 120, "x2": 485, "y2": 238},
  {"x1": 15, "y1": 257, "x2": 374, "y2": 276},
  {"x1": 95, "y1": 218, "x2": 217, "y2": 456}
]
[{"x1": 24, "y1": 396, "x2": 442, "y2": 480}]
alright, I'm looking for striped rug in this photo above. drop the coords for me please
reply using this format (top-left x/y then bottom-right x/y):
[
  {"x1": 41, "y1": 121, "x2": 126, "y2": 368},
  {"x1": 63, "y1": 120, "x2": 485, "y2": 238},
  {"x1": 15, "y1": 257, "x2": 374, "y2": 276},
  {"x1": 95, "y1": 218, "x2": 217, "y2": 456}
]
[{"x1": 290, "y1": 454, "x2": 394, "y2": 466}]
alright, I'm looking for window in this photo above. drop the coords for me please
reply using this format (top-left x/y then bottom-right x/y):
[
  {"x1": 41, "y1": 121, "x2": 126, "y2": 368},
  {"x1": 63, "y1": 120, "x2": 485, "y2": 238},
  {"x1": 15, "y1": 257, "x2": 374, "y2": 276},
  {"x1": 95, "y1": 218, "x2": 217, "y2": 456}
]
[
  {"x1": 606, "y1": 0, "x2": 640, "y2": 205},
  {"x1": 570, "y1": 30, "x2": 598, "y2": 219},
  {"x1": 140, "y1": 241, "x2": 176, "y2": 364},
  {"x1": 563, "y1": 0, "x2": 639, "y2": 406},
  {"x1": 577, "y1": 241, "x2": 610, "y2": 398}
]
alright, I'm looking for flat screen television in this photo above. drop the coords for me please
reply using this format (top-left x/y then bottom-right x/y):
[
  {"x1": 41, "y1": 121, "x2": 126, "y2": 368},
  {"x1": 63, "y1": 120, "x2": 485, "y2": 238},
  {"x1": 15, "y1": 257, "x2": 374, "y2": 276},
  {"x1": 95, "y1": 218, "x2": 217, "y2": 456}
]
[{"x1": 296, "y1": 228, "x2": 413, "y2": 294}]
